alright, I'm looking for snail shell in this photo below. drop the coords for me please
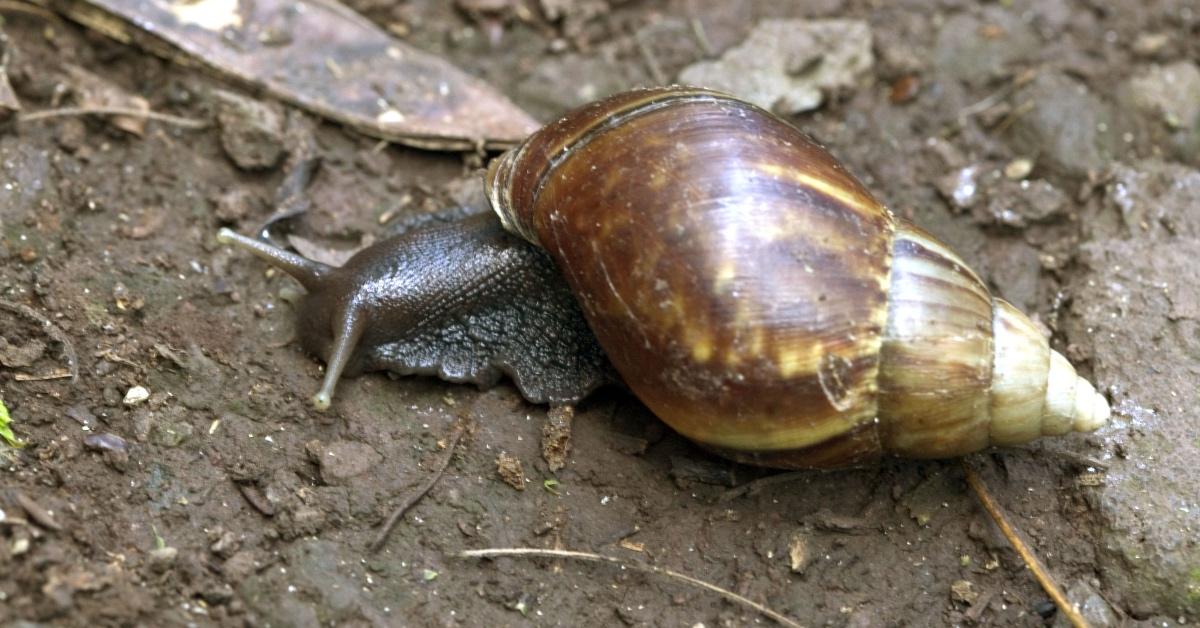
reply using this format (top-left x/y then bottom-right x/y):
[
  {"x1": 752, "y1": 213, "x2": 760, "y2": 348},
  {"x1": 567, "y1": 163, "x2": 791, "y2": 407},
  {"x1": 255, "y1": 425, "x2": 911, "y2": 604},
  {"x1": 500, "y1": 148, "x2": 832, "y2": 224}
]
[{"x1": 485, "y1": 86, "x2": 1108, "y2": 468}]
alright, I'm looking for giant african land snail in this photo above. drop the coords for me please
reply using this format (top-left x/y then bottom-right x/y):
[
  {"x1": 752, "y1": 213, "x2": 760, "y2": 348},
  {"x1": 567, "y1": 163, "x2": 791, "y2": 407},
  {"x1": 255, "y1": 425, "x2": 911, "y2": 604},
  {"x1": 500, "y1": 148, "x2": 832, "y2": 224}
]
[{"x1": 218, "y1": 86, "x2": 1109, "y2": 469}]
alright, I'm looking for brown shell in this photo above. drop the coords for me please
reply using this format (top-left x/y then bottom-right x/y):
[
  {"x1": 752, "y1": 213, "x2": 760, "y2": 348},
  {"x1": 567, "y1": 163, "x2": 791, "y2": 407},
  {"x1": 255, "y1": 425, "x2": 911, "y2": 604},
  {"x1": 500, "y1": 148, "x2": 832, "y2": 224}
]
[{"x1": 486, "y1": 86, "x2": 1108, "y2": 468}]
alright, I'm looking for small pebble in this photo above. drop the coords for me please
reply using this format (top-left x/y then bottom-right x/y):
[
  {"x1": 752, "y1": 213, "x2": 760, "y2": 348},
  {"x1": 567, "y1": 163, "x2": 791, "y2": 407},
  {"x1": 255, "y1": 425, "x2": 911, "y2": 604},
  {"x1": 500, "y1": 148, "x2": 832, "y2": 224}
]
[
  {"x1": 65, "y1": 405, "x2": 96, "y2": 427},
  {"x1": 213, "y1": 89, "x2": 286, "y2": 170},
  {"x1": 788, "y1": 534, "x2": 810, "y2": 573},
  {"x1": 201, "y1": 584, "x2": 235, "y2": 605},
  {"x1": 213, "y1": 189, "x2": 261, "y2": 223},
  {"x1": 1034, "y1": 599, "x2": 1057, "y2": 618},
  {"x1": 1131, "y1": 32, "x2": 1169, "y2": 58},
  {"x1": 16, "y1": 493, "x2": 61, "y2": 531},
  {"x1": 950, "y1": 579, "x2": 979, "y2": 605},
  {"x1": 83, "y1": 432, "x2": 128, "y2": 453},
  {"x1": 55, "y1": 117, "x2": 87, "y2": 152},
  {"x1": 123, "y1": 386, "x2": 150, "y2": 406},
  {"x1": 1004, "y1": 157, "x2": 1034, "y2": 180},
  {"x1": 679, "y1": 19, "x2": 874, "y2": 115},
  {"x1": 210, "y1": 530, "x2": 239, "y2": 558},
  {"x1": 306, "y1": 439, "x2": 383, "y2": 483},
  {"x1": 149, "y1": 546, "x2": 178, "y2": 572}
]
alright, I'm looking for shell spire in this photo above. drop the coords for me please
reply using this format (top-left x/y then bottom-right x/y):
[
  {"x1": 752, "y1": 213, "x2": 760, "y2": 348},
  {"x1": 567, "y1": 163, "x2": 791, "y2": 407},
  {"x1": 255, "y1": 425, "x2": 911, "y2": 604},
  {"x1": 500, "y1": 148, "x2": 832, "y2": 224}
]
[
  {"x1": 875, "y1": 223, "x2": 1108, "y2": 461},
  {"x1": 988, "y1": 300, "x2": 1110, "y2": 443}
]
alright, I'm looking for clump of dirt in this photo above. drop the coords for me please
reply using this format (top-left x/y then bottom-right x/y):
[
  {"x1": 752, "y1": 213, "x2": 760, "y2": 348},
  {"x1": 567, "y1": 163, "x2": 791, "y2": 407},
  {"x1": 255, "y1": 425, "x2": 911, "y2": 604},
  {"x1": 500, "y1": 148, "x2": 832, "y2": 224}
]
[{"x1": 1, "y1": 1, "x2": 1198, "y2": 626}]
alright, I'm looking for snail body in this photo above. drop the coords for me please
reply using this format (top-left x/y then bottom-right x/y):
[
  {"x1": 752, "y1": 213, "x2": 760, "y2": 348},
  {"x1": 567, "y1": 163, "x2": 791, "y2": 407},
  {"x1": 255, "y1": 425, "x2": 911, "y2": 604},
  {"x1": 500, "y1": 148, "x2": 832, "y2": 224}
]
[
  {"x1": 218, "y1": 214, "x2": 612, "y2": 408},
  {"x1": 219, "y1": 86, "x2": 1108, "y2": 469}
]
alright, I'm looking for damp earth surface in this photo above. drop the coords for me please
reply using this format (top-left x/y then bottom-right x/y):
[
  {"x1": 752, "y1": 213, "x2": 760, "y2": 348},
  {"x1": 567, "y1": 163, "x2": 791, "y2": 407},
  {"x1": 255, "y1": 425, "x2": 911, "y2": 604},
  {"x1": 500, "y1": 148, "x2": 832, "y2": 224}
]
[{"x1": 0, "y1": 1, "x2": 1198, "y2": 626}]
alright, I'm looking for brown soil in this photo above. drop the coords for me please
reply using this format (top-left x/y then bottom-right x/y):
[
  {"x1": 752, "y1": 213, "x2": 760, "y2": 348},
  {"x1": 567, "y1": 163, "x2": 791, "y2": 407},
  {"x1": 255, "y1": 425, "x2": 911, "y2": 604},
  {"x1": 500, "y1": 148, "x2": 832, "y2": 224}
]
[{"x1": 1, "y1": 1, "x2": 1195, "y2": 627}]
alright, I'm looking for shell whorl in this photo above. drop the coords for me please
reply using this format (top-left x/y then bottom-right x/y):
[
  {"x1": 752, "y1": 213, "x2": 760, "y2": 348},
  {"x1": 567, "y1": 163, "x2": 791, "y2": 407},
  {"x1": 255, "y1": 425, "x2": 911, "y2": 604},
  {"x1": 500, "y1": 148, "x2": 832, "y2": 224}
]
[
  {"x1": 878, "y1": 224, "x2": 1110, "y2": 460},
  {"x1": 484, "y1": 86, "x2": 1109, "y2": 468}
]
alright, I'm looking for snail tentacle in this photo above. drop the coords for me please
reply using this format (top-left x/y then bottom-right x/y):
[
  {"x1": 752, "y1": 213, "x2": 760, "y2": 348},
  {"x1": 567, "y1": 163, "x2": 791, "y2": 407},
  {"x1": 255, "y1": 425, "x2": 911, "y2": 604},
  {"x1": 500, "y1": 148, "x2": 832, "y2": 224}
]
[
  {"x1": 217, "y1": 228, "x2": 330, "y2": 290},
  {"x1": 313, "y1": 302, "x2": 366, "y2": 411}
]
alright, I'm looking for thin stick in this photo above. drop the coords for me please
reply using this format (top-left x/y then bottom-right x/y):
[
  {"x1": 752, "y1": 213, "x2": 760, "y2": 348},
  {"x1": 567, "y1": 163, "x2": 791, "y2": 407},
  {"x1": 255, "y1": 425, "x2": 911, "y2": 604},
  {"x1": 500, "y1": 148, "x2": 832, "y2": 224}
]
[
  {"x1": 962, "y1": 461, "x2": 1089, "y2": 628},
  {"x1": 0, "y1": 299, "x2": 78, "y2": 384},
  {"x1": 14, "y1": 369, "x2": 73, "y2": 381},
  {"x1": 0, "y1": 0, "x2": 57, "y2": 20},
  {"x1": 370, "y1": 423, "x2": 464, "y2": 551},
  {"x1": 18, "y1": 107, "x2": 208, "y2": 129},
  {"x1": 956, "y1": 83, "x2": 1016, "y2": 121},
  {"x1": 634, "y1": 30, "x2": 667, "y2": 86},
  {"x1": 689, "y1": 17, "x2": 716, "y2": 58},
  {"x1": 456, "y1": 547, "x2": 804, "y2": 628},
  {"x1": 955, "y1": 71, "x2": 1035, "y2": 124}
]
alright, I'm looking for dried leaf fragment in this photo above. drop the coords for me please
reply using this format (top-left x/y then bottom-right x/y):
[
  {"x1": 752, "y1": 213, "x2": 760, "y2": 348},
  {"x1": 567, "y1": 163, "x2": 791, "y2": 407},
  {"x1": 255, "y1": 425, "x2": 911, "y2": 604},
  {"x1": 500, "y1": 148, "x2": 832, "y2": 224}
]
[{"x1": 52, "y1": 0, "x2": 539, "y2": 149}]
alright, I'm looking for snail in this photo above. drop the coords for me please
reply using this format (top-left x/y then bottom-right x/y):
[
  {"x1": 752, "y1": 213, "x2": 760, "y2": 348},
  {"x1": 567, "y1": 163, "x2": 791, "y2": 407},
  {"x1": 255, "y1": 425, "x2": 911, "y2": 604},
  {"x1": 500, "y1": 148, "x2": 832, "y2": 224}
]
[{"x1": 218, "y1": 86, "x2": 1109, "y2": 469}]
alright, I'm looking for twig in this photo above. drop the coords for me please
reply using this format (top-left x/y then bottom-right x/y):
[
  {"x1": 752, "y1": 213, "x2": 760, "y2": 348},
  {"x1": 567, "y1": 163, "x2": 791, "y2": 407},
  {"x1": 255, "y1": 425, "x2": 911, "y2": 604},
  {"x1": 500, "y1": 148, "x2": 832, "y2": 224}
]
[
  {"x1": 370, "y1": 422, "x2": 464, "y2": 551},
  {"x1": 955, "y1": 70, "x2": 1036, "y2": 125},
  {"x1": 0, "y1": 299, "x2": 78, "y2": 384},
  {"x1": 456, "y1": 547, "x2": 804, "y2": 628},
  {"x1": 1041, "y1": 447, "x2": 1109, "y2": 471},
  {"x1": 993, "y1": 99, "x2": 1035, "y2": 135},
  {"x1": 18, "y1": 107, "x2": 209, "y2": 129},
  {"x1": 956, "y1": 84, "x2": 1017, "y2": 122},
  {"x1": 689, "y1": 20, "x2": 715, "y2": 58},
  {"x1": 14, "y1": 369, "x2": 73, "y2": 381},
  {"x1": 0, "y1": 0, "x2": 57, "y2": 20},
  {"x1": 634, "y1": 30, "x2": 667, "y2": 86},
  {"x1": 962, "y1": 461, "x2": 1089, "y2": 628}
]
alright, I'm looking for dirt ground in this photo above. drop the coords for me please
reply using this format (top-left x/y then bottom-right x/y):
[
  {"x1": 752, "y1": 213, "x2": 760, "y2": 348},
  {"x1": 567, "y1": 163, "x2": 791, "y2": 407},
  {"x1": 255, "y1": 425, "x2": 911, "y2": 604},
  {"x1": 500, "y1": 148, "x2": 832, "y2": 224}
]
[{"x1": 1, "y1": 0, "x2": 1198, "y2": 626}]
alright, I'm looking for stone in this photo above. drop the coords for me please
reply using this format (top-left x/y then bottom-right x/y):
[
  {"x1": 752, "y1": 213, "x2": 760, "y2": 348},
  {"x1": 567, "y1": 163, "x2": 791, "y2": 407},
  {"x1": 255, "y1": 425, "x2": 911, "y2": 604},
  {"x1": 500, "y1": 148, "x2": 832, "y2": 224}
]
[
  {"x1": 150, "y1": 415, "x2": 194, "y2": 448},
  {"x1": 1127, "y1": 61, "x2": 1200, "y2": 130},
  {"x1": 1100, "y1": 161, "x2": 1200, "y2": 240},
  {"x1": 0, "y1": 337, "x2": 45, "y2": 367},
  {"x1": 222, "y1": 550, "x2": 262, "y2": 582},
  {"x1": 305, "y1": 440, "x2": 383, "y2": 484},
  {"x1": 976, "y1": 178, "x2": 1068, "y2": 228},
  {"x1": 933, "y1": 9, "x2": 1037, "y2": 87},
  {"x1": 1053, "y1": 581, "x2": 1119, "y2": 628},
  {"x1": 1068, "y1": 234, "x2": 1200, "y2": 618},
  {"x1": 213, "y1": 89, "x2": 286, "y2": 171},
  {"x1": 213, "y1": 189, "x2": 262, "y2": 223},
  {"x1": 123, "y1": 386, "x2": 150, "y2": 406},
  {"x1": 148, "y1": 546, "x2": 178, "y2": 573},
  {"x1": 679, "y1": 19, "x2": 873, "y2": 115},
  {"x1": 1005, "y1": 73, "x2": 1123, "y2": 177},
  {"x1": 950, "y1": 580, "x2": 979, "y2": 606}
]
